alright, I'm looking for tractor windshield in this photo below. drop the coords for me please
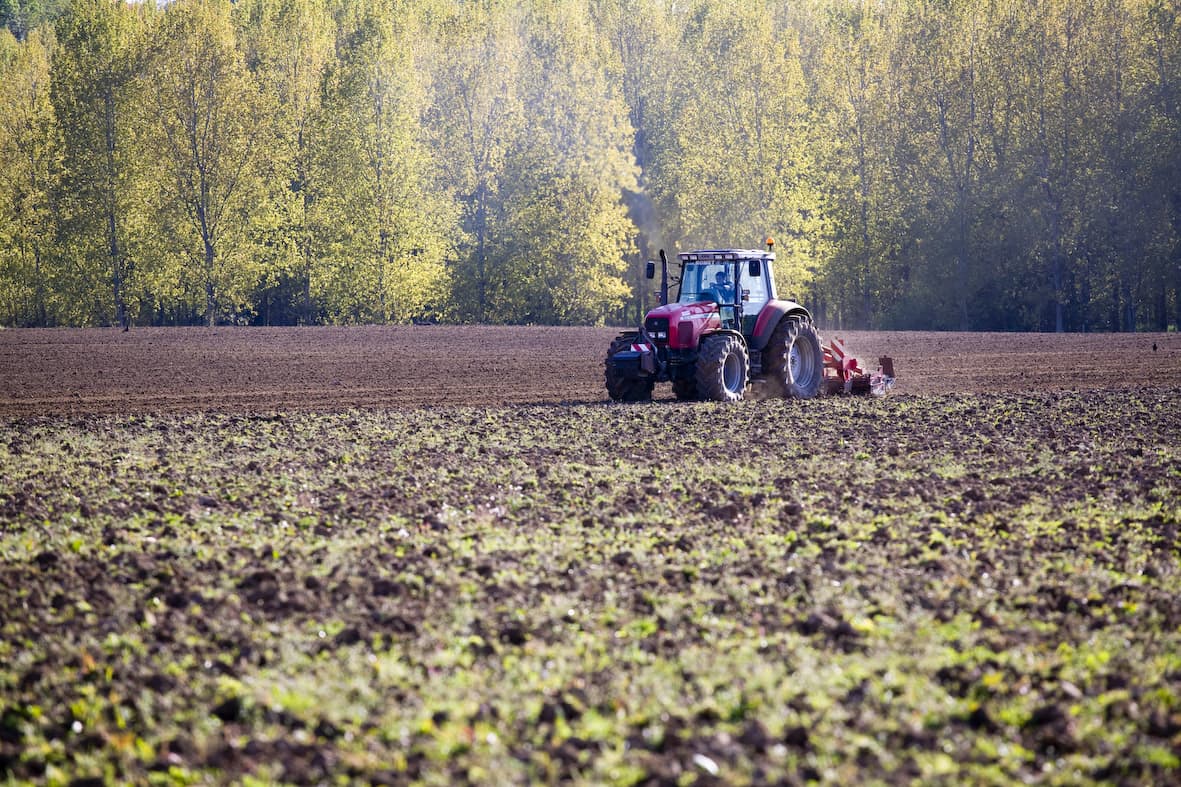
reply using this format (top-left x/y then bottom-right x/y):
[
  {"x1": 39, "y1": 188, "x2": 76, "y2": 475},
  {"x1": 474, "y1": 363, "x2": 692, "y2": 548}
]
[{"x1": 678, "y1": 263, "x2": 735, "y2": 304}]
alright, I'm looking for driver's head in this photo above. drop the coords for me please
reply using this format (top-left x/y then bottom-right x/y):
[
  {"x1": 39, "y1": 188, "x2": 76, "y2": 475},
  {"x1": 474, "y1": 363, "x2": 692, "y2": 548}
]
[{"x1": 715, "y1": 271, "x2": 727, "y2": 284}]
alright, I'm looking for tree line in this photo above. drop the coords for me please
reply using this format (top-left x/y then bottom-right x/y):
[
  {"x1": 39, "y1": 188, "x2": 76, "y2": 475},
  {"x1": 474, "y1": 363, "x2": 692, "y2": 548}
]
[{"x1": 1, "y1": 0, "x2": 1178, "y2": 331}]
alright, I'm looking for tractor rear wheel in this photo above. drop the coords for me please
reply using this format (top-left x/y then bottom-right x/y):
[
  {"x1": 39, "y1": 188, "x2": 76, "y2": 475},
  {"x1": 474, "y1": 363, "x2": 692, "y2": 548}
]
[
  {"x1": 605, "y1": 336, "x2": 655, "y2": 402},
  {"x1": 767, "y1": 316, "x2": 824, "y2": 399},
  {"x1": 695, "y1": 334, "x2": 748, "y2": 402}
]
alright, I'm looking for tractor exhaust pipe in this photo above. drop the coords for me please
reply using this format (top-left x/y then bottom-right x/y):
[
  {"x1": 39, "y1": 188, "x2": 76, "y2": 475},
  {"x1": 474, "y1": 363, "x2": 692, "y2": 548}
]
[{"x1": 658, "y1": 249, "x2": 669, "y2": 306}]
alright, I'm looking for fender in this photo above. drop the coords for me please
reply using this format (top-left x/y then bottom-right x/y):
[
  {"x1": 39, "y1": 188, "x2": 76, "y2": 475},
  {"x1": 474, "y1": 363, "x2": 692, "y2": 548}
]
[
  {"x1": 707, "y1": 328, "x2": 747, "y2": 347},
  {"x1": 750, "y1": 300, "x2": 812, "y2": 351}
]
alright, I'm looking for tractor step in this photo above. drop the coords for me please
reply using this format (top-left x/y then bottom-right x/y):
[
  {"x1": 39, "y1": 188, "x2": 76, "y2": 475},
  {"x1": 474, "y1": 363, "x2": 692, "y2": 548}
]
[{"x1": 822, "y1": 337, "x2": 895, "y2": 396}]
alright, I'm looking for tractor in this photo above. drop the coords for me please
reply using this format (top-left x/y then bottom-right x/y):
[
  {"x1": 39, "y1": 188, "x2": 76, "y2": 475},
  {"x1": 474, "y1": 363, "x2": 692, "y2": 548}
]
[{"x1": 605, "y1": 240, "x2": 894, "y2": 402}]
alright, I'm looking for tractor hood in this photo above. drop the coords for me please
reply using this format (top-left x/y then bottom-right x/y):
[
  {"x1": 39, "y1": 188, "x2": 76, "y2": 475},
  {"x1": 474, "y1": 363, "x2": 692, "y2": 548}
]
[{"x1": 644, "y1": 301, "x2": 722, "y2": 350}]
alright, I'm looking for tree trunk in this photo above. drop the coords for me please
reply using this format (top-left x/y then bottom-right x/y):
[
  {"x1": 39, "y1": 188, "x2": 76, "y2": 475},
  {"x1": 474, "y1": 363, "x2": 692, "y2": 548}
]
[
  {"x1": 109, "y1": 207, "x2": 126, "y2": 329},
  {"x1": 299, "y1": 150, "x2": 314, "y2": 325},
  {"x1": 957, "y1": 197, "x2": 970, "y2": 331},
  {"x1": 476, "y1": 181, "x2": 488, "y2": 322},
  {"x1": 856, "y1": 104, "x2": 872, "y2": 329},
  {"x1": 103, "y1": 90, "x2": 127, "y2": 330},
  {"x1": 303, "y1": 265, "x2": 313, "y2": 325},
  {"x1": 1051, "y1": 244, "x2": 1064, "y2": 333},
  {"x1": 377, "y1": 227, "x2": 388, "y2": 322},
  {"x1": 204, "y1": 239, "x2": 216, "y2": 327},
  {"x1": 32, "y1": 239, "x2": 47, "y2": 327},
  {"x1": 935, "y1": 74, "x2": 975, "y2": 331}
]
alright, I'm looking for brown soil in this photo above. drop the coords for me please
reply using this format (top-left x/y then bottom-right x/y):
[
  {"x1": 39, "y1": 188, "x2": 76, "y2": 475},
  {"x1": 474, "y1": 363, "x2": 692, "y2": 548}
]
[
  {"x1": 1, "y1": 326, "x2": 1178, "y2": 416},
  {"x1": 1, "y1": 390, "x2": 1178, "y2": 784},
  {"x1": 2, "y1": 326, "x2": 1179, "y2": 784}
]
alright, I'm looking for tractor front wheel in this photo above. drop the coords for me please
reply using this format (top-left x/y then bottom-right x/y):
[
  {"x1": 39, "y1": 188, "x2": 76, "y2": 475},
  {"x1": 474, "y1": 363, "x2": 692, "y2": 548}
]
[
  {"x1": 767, "y1": 316, "x2": 824, "y2": 399},
  {"x1": 695, "y1": 334, "x2": 749, "y2": 402},
  {"x1": 605, "y1": 336, "x2": 655, "y2": 402}
]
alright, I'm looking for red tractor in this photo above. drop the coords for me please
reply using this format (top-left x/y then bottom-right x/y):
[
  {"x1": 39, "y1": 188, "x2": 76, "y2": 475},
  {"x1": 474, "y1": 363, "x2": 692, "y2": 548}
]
[{"x1": 606, "y1": 241, "x2": 894, "y2": 402}]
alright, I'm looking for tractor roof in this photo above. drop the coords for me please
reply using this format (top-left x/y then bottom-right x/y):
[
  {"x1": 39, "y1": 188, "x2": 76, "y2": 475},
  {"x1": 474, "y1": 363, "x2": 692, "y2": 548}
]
[{"x1": 678, "y1": 249, "x2": 775, "y2": 262}]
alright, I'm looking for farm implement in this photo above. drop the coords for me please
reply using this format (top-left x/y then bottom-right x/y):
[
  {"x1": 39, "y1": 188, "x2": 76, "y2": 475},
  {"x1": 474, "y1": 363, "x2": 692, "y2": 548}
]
[
  {"x1": 606, "y1": 241, "x2": 895, "y2": 402},
  {"x1": 821, "y1": 337, "x2": 896, "y2": 396}
]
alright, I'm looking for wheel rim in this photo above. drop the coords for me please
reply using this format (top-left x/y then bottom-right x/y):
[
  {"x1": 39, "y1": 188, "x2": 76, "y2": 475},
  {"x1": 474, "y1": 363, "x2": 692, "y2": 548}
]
[
  {"x1": 722, "y1": 350, "x2": 742, "y2": 393},
  {"x1": 789, "y1": 337, "x2": 812, "y2": 384}
]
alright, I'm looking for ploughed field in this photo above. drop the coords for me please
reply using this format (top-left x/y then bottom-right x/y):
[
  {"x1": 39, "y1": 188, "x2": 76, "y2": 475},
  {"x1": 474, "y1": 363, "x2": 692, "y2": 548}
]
[
  {"x1": 2, "y1": 326, "x2": 1180, "y2": 415},
  {"x1": 1, "y1": 327, "x2": 1179, "y2": 784}
]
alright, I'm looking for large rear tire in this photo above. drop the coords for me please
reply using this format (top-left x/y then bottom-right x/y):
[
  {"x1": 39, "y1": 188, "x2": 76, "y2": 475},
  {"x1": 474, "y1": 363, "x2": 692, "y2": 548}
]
[
  {"x1": 605, "y1": 336, "x2": 655, "y2": 402},
  {"x1": 695, "y1": 334, "x2": 749, "y2": 402},
  {"x1": 766, "y1": 316, "x2": 824, "y2": 399}
]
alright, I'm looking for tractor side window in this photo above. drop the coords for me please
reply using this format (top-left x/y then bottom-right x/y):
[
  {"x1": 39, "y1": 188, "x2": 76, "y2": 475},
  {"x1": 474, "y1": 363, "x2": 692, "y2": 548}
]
[{"x1": 740, "y1": 262, "x2": 769, "y2": 311}]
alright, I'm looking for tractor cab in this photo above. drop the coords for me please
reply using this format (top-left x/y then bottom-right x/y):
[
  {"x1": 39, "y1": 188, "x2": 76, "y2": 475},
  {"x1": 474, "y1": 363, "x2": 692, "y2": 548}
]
[{"x1": 674, "y1": 254, "x2": 771, "y2": 335}]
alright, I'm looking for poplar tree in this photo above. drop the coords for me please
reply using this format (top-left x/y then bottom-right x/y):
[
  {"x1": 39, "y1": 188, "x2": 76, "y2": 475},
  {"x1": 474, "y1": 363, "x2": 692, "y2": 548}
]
[
  {"x1": 624, "y1": 1, "x2": 825, "y2": 305},
  {"x1": 814, "y1": 1, "x2": 907, "y2": 329},
  {"x1": 1143, "y1": 0, "x2": 1181, "y2": 330},
  {"x1": 146, "y1": 0, "x2": 266, "y2": 326},
  {"x1": 234, "y1": 0, "x2": 334, "y2": 324},
  {"x1": 488, "y1": 0, "x2": 636, "y2": 324},
  {"x1": 51, "y1": 0, "x2": 145, "y2": 328},
  {"x1": 595, "y1": 0, "x2": 680, "y2": 323},
  {"x1": 314, "y1": 0, "x2": 454, "y2": 323},
  {"x1": 428, "y1": 0, "x2": 526, "y2": 322},
  {"x1": 0, "y1": 26, "x2": 55, "y2": 326}
]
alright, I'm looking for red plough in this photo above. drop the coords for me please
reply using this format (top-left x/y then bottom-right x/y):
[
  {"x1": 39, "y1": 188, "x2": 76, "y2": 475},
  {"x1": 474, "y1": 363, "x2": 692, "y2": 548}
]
[{"x1": 822, "y1": 338, "x2": 896, "y2": 396}]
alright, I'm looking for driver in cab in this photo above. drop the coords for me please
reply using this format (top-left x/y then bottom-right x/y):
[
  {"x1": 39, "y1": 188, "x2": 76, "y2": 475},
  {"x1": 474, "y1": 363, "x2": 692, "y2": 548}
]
[{"x1": 708, "y1": 270, "x2": 734, "y2": 303}]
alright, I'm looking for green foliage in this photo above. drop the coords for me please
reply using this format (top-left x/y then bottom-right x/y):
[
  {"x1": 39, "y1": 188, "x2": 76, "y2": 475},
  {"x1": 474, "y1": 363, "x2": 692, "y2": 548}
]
[
  {"x1": 430, "y1": 0, "x2": 636, "y2": 325},
  {"x1": 427, "y1": 0, "x2": 522, "y2": 322},
  {"x1": 803, "y1": 0, "x2": 1181, "y2": 330},
  {"x1": 0, "y1": 24, "x2": 54, "y2": 326},
  {"x1": 313, "y1": 0, "x2": 455, "y2": 323},
  {"x1": 233, "y1": 0, "x2": 336, "y2": 325},
  {"x1": 0, "y1": 0, "x2": 65, "y2": 41},
  {"x1": 145, "y1": 0, "x2": 268, "y2": 326},
  {"x1": 478, "y1": 0, "x2": 637, "y2": 325},
  {"x1": 0, "y1": 0, "x2": 1178, "y2": 328},
  {"x1": 651, "y1": 1, "x2": 825, "y2": 296},
  {"x1": 50, "y1": 0, "x2": 152, "y2": 328}
]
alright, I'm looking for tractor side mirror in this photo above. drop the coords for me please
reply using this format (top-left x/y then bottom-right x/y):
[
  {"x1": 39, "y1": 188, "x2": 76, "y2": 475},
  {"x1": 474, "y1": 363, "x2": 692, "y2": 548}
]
[
  {"x1": 748, "y1": 259, "x2": 761, "y2": 277},
  {"x1": 645, "y1": 261, "x2": 655, "y2": 279}
]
